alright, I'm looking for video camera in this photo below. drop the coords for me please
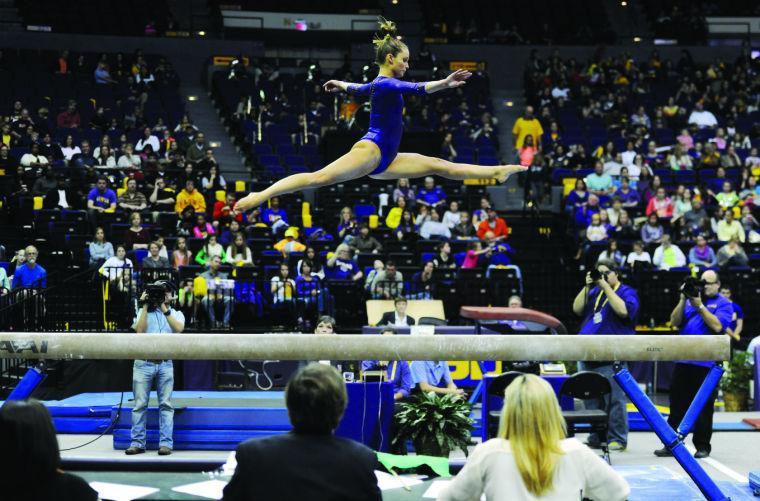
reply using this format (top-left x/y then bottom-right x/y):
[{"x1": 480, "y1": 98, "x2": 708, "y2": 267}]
[
  {"x1": 681, "y1": 276, "x2": 706, "y2": 299},
  {"x1": 589, "y1": 268, "x2": 609, "y2": 282},
  {"x1": 143, "y1": 280, "x2": 176, "y2": 311}
]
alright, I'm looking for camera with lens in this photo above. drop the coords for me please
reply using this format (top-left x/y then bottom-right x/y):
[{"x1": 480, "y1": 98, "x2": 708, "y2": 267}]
[
  {"x1": 143, "y1": 280, "x2": 174, "y2": 310},
  {"x1": 681, "y1": 276, "x2": 706, "y2": 298},
  {"x1": 589, "y1": 268, "x2": 609, "y2": 282}
]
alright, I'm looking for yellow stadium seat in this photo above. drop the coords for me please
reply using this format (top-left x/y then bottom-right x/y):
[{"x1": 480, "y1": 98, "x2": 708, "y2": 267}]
[
  {"x1": 116, "y1": 188, "x2": 125, "y2": 197},
  {"x1": 368, "y1": 214, "x2": 379, "y2": 229},
  {"x1": 216, "y1": 190, "x2": 226, "y2": 202},
  {"x1": 235, "y1": 180, "x2": 246, "y2": 193},
  {"x1": 732, "y1": 206, "x2": 741, "y2": 218},
  {"x1": 563, "y1": 177, "x2": 576, "y2": 196},
  {"x1": 33, "y1": 196, "x2": 43, "y2": 210},
  {"x1": 301, "y1": 201, "x2": 310, "y2": 216},
  {"x1": 302, "y1": 214, "x2": 312, "y2": 228},
  {"x1": 122, "y1": 177, "x2": 129, "y2": 189}
]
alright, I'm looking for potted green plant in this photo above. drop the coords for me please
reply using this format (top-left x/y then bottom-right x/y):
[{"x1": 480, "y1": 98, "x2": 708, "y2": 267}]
[
  {"x1": 721, "y1": 352, "x2": 753, "y2": 412},
  {"x1": 392, "y1": 392, "x2": 474, "y2": 457}
]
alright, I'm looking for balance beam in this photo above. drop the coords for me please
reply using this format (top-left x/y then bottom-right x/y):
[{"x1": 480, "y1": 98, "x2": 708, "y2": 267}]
[{"x1": 0, "y1": 333, "x2": 730, "y2": 362}]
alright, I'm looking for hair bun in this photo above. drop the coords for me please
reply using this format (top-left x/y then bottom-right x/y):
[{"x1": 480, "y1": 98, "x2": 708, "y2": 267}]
[{"x1": 377, "y1": 16, "x2": 397, "y2": 35}]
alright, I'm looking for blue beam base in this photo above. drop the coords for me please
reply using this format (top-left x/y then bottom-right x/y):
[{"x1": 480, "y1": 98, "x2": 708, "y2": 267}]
[
  {"x1": 3, "y1": 362, "x2": 47, "y2": 405},
  {"x1": 614, "y1": 368, "x2": 730, "y2": 501},
  {"x1": 677, "y1": 364, "x2": 724, "y2": 439}
]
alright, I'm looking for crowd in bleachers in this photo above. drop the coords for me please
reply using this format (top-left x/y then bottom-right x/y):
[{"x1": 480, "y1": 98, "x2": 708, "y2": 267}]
[{"x1": 517, "y1": 49, "x2": 760, "y2": 280}]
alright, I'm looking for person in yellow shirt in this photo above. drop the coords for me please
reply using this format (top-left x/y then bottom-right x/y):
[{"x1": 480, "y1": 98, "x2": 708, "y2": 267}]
[
  {"x1": 175, "y1": 179, "x2": 206, "y2": 214},
  {"x1": 274, "y1": 227, "x2": 307, "y2": 257},
  {"x1": 511, "y1": 106, "x2": 543, "y2": 150}
]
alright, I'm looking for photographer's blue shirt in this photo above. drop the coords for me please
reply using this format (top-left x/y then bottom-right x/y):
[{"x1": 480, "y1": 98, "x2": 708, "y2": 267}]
[
  {"x1": 729, "y1": 301, "x2": 744, "y2": 332},
  {"x1": 132, "y1": 308, "x2": 185, "y2": 334},
  {"x1": 579, "y1": 283, "x2": 639, "y2": 335},
  {"x1": 679, "y1": 294, "x2": 733, "y2": 367},
  {"x1": 361, "y1": 359, "x2": 413, "y2": 398}
]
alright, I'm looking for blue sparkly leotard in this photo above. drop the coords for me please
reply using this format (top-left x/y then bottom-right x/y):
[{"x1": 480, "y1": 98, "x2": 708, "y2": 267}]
[{"x1": 346, "y1": 76, "x2": 428, "y2": 175}]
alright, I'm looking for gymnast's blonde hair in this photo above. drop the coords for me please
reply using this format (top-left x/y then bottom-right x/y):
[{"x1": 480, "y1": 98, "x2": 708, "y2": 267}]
[
  {"x1": 373, "y1": 17, "x2": 407, "y2": 66},
  {"x1": 498, "y1": 374, "x2": 566, "y2": 496}
]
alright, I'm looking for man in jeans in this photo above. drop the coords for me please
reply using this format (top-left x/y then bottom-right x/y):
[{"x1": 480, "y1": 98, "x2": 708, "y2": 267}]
[
  {"x1": 572, "y1": 259, "x2": 639, "y2": 452},
  {"x1": 126, "y1": 280, "x2": 185, "y2": 456}
]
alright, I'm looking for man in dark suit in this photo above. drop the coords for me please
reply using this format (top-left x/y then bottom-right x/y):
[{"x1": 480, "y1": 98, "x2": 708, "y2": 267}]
[
  {"x1": 223, "y1": 363, "x2": 381, "y2": 501},
  {"x1": 378, "y1": 297, "x2": 416, "y2": 327}
]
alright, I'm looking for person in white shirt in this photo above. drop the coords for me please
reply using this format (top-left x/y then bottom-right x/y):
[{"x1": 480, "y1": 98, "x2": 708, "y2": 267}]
[
  {"x1": 419, "y1": 210, "x2": 452, "y2": 240},
  {"x1": 687, "y1": 102, "x2": 717, "y2": 129},
  {"x1": 626, "y1": 240, "x2": 652, "y2": 270},
  {"x1": 20, "y1": 143, "x2": 49, "y2": 169},
  {"x1": 620, "y1": 141, "x2": 637, "y2": 167},
  {"x1": 652, "y1": 234, "x2": 687, "y2": 270},
  {"x1": 60, "y1": 135, "x2": 81, "y2": 162},
  {"x1": 135, "y1": 127, "x2": 160, "y2": 153},
  {"x1": 442, "y1": 200, "x2": 462, "y2": 229},
  {"x1": 439, "y1": 373, "x2": 629, "y2": 501},
  {"x1": 602, "y1": 153, "x2": 624, "y2": 177},
  {"x1": 118, "y1": 143, "x2": 142, "y2": 169}
]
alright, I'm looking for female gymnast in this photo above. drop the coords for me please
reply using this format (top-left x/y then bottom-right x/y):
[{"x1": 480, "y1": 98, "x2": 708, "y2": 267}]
[{"x1": 234, "y1": 19, "x2": 526, "y2": 214}]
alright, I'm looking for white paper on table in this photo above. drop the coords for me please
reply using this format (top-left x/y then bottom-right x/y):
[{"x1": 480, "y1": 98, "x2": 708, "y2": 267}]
[
  {"x1": 422, "y1": 480, "x2": 451, "y2": 498},
  {"x1": 374, "y1": 470, "x2": 424, "y2": 491},
  {"x1": 171, "y1": 480, "x2": 229, "y2": 499},
  {"x1": 221, "y1": 450, "x2": 237, "y2": 476},
  {"x1": 89, "y1": 481, "x2": 159, "y2": 501}
]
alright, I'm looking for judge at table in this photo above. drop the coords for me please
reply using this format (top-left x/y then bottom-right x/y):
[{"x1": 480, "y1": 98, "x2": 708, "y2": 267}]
[{"x1": 378, "y1": 297, "x2": 416, "y2": 327}]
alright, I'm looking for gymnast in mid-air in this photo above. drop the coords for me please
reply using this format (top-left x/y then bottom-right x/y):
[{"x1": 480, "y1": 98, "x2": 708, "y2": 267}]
[{"x1": 234, "y1": 18, "x2": 526, "y2": 214}]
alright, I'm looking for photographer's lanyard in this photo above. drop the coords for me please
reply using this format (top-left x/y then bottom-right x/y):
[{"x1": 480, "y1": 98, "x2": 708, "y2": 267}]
[
  {"x1": 389, "y1": 361, "x2": 397, "y2": 382},
  {"x1": 593, "y1": 283, "x2": 620, "y2": 324}
]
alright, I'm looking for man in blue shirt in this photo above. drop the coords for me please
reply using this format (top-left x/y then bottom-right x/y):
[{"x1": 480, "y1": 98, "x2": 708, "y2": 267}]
[
  {"x1": 573, "y1": 259, "x2": 639, "y2": 451},
  {"x1": 86, "y1": 175, "x2": 117, "y2": 227},
  {"x1": 361, "y1": 327, "x2": 413, "y2": 401},
  {"x1": 720, "y1": 284, "x2": 745, "y2": 349},
  {"x1": 11, "y1": 245, "x2": 47, "y2": 289},
  {"x1": 655, "y1": 270, "x2": 732, "y2": 459},
  {"x1": 415, "y1": 177, "x2": 446, "y2": 209},
  {"x1": 410, "y1": 359, "x2": 464, "y2": 397}
]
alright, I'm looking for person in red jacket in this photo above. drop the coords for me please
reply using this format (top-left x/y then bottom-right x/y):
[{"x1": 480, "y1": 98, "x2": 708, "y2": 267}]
[
  {"x1": 476, "y1": 207, "x2": 509, "y2": 241},
  {"x1": 213, "y1": 192, "x2": 244, "y2": 226},
  {"x1": 645, "y1": 187, "x2": 673, "y2": 219}
]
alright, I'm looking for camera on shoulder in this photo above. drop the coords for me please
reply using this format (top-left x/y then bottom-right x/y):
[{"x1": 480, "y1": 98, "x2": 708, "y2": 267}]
[
  {"x1": 681, "y1": 276, "x2": 706, "y2": 299},
  {"x1": 143, "y1": 280, "x2": 176, "y2": 311}
]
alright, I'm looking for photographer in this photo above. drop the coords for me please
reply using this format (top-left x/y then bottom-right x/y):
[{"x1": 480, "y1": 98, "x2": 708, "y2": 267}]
[
  {"x1": 572, "y1": 260, "x2": 639, "y2": 452},
  {"x1": 655, "y1": 270, "x2": 732, "y2": 459},
  {"x1": 125, "y1": 280, "x2": 185, "y2": 457}
]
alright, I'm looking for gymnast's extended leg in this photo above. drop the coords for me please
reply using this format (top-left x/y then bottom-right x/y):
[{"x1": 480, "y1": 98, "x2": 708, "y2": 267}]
[
  {"x1": 371, "y1": 153, "x2": 527, "y2": 182},
  {"x1": 235, "y1": 141, "x2": 381, "y2": 212}
]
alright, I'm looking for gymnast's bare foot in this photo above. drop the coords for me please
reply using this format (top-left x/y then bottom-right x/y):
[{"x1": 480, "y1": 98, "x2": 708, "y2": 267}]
[
  {"x1": 233, "y1": 192, "x2": 262, "y2": 215},
  {"x1": 497, "y1": 165, "x2": 528, "y2": 183}
]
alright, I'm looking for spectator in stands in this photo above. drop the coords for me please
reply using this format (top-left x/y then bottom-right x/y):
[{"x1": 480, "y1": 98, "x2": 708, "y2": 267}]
[
  {"x1": 31, "y1": 167, "x2": 56, "y2": 196},
  {"x1": 39, "y1": 133, "x2": 62, "y2": 161},
  {"x1": 43, "y1": 174, "x2": 76, "y2": 210},
  {"x1": 714, "y1": 181, "x2": 739, "y2": 210},
  {"x1": 416, "y1": 177, "x2": 446, "y2": 209},
  {"x1": 378, "y1": 296, "x2": 415, "y2": 326},
  {"x1": 682, "y1": 198, "x2": 708, "y2": 235},
  {"x1": 395, "y1": 209, "x2": 418, "y2": 242},
  {"x1": 677, "y1": 129, "x2": 694, "y2": 150},
  {"x1": 86, "y1": 175, "x2": 117, "y2": 226},
  {"x1": 669, "y1": 144, "x2": 693, "y2": 170},
  {"x1": 740, "y1": 205, "x2": 759, "y2": 238},
  {"x1": 441, "y1": 132, "x2": 456, "y2": 161},
  {"x1": 371, "y1": 260, "x2": 404, "y2": 299},
  {"x1": 295, "y1": 260, "x2": 321, "y2": 325},
  {"x1": 350, "y1": 223, "x2": 383, "y2": 254},
  {"x1": 392, "y1": 178, "x2": 415, "y2": 206},
  {"x1": 150, "y1": 177, "x2": 175, "y2": 210},
  {"x1": 476, "y1": 207, "x2": 509, "y2": 241},
  {"x1": 222, "y1": 363, "x2": 381, "y2": 501},
  {"x1": 172, "y1": 236, "x2": 192, "y2": 269},
  {"x1": 11, "y1": 245, "x2": 46, "y2": 289},
  {"x1": 0, "y1": 144, "x2": 19, "y2": 176},
  {"x1": 118, "y1": 178, "x2": 148, "y2": 212},
  {"x1": 689, "y1": 235, "x2": 717, "y2": 268},
  {"x1": 442, "y1": 200, "x2": 461, "y2": 229},
  {"x1": 439, "y1": 374, "x2": 629, "y2": 501},
  {"x1": 20, "y1": 143, "x2": 48, "y2": 170},
  {"x1": 274, "y1": 227, "x2": 306, "y2": 257},
  {"x1": 213, "y1": 193, "x2": 242, "y2": 227},
  {"x1": 200, "y1": 255, "x2": 233, "y2": 328},
  {"x1": 614, "y1": 211, "x2": 636, "y2": 241},
  {"x1": 700, "y1": 143, "x2": 721, "y2": 169},
  {"x1": 192, "y1": 213, "x2": 215, "y2": 239},
  {"x1": 56, "y1": 101, "x2": 81, "y2": 129},
  {"x1": 688, "y1": 101, "x2": 717, "y2": 129},
  {"x1": 415, "y1": 204, "x2": 431, "y2": 227},
  {"x1": 124, "y1": 212, "x2": 150, "y2": 250},
  {"x1": 672, "y1": 187, "x2": 693, "y2": 223},
  {"x1": 94, "y1": 61, "x2": 117, "y2": 84},
  {"x1": 585, "y1": 161, "x2": 614, "y2": 197},
  {"x1": 385, "y1": 194, "x2": 407, "y2": 229},
  {"x1": 462, "y1": 241, "x2": 489, "y2": 269},
  {"x1": 136, "y1": 127, "x2": 160, "y2": 153},
  {"x1": 271, "y1": 263, "x2": 296, "y2": 308},
  {"x1": 99, "y1": 244, "x2": 133, "y2": 291},
  {"x1": 0, "y1": 399, "x2": 99, "y2": 501},
  {"x1": 518, "y1": 134, "x2": 537, "y2": 167},
  {"x1": 118, "y1": 143, "x2": 142, "y2": 170},
  {"x1": 653, "y1": 235, "x2": 686, "y2": 270},
  {"x1": 433, "y1": 242, "x2": 456, "y2": 269},
  {"x1": 175, "y1": 179, "x2": 206, "y2": 215},
  {"x1": 512, "y1": 105, "x2": 543, "y2": 151},
  {"x1": 410, "y1": 261, "x2": 435, "y2": 299},
  {"x1": 452, "y1": 210, "x2": 475, "y2": 238},
  {"x1": 88, "y1": 226, "x2": 114, "y2": 268},
  {"x1": 196, "y1": 234, "x2": 228, "y2": 266},
  {"x1": 646, "y1": 187, "x2": 674, "y2": 219},
  {"x1": 565, "y1": 179, "x2": 589, "y2": 215},
  {"x1": 185, "y1": 131, "x2": 207, "y2": 163},
  {"x1": 720, "y1": 145, "x2": 741, "y2": 169},
  {"x1": 597, "y1": 239, "x2": 625, "y2": 268},
  {"x1": 95, "y1": 145, "x2": 117, "y2": 169},
  {"x1": 641, "y1": 214, "x2": 664, "y2": 245},
  {"x1": 716, "y1": 210, "x2": 744, "y2": 243},
  {"x1": 745, "y1": 147, "x2": 760, "y2": 170},
  {"x1": 420, "y1": 210, "x2": 451, "y2": 240},
  {"x1": 364, "y1": 259, "x2": 384, "y2": 293},
  {"x1": 472, "y1": 196, "x2": 491, "y2": 228},
  {"x1": 719, "y1": 285, "x2": 744, "y2": 346},
  {"x1": 717, "y1": 237, "x2": 748, "y2": 268},
  {"x1": 142, "y1": 241, "x2": 171, "y2": 269},
  {"x1": 201, "y1": 164, "x2": 226, "y2": 195},
  {"x1": 326, "y1": 244, "x2": 362, "y2": 281},
  {"x1": 262, "y1": 196, "x2": 289, "y2": 235}
]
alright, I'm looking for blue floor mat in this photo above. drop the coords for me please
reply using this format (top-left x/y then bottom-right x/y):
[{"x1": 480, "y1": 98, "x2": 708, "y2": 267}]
[{"x1": 619, "y1": 465, "x2": 755, "y2": 500}]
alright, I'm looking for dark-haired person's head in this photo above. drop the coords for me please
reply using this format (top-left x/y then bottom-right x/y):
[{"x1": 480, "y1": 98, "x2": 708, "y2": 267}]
[
  {"x1": 315, "y1": 315, "x2": 336, "y2": 334},
  {"x1": 0, "y1": 399, "x2": 60, "y2": 483},
  {"x1": 286, "y1": 363, "x2": 347, "y2": 434}
]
